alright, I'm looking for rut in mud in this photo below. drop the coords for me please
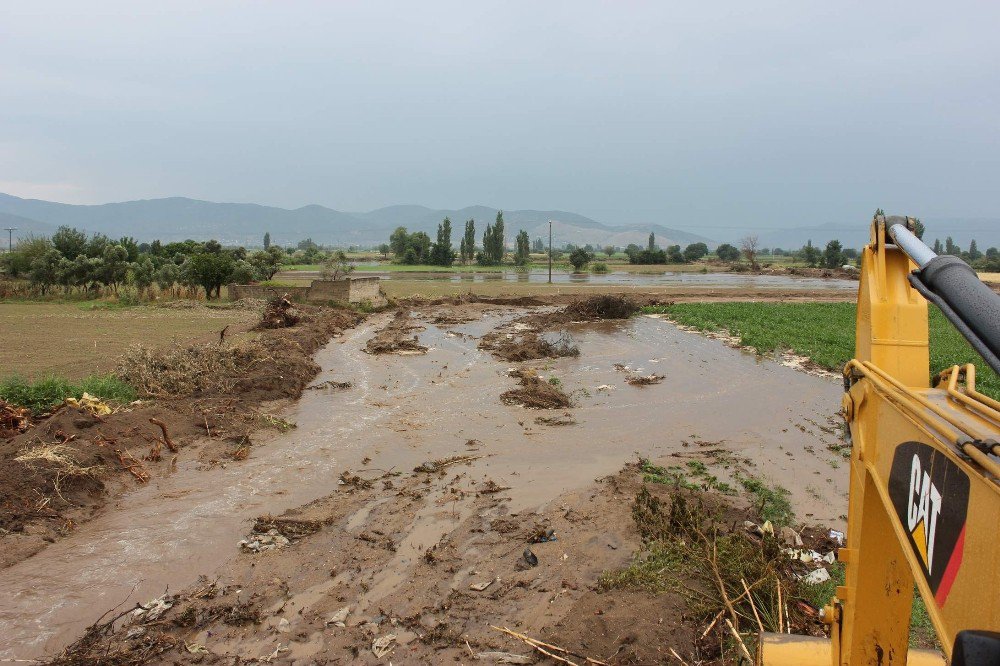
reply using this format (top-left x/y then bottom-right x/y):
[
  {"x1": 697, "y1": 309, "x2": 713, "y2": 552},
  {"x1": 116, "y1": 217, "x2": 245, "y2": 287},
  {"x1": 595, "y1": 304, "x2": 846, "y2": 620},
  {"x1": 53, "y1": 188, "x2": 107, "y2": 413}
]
[{"x1": 0, "y1": 299, "x2": 849, "y2": 662}]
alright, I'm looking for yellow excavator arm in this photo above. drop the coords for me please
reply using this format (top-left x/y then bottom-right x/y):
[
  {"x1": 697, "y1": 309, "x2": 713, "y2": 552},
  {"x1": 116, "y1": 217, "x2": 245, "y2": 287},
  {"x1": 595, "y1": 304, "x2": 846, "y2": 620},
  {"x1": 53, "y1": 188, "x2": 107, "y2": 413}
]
[{"x1": 759, "y1": 215, "x2": 1000, "y2": 665}]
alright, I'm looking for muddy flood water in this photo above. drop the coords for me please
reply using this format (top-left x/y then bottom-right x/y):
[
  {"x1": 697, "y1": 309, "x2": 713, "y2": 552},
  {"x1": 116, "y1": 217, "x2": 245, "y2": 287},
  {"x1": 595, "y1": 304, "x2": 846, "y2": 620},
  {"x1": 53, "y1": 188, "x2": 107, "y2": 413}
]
[{"x1": 0, "y1": 307, "x2": 848, "y2": 660}]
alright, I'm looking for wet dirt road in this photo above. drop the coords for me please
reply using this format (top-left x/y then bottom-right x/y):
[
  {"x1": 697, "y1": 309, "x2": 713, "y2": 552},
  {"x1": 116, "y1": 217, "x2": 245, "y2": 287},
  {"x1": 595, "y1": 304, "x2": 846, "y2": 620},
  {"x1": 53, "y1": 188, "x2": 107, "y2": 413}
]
[{"x1": 0, "y1": 307, "x2": 847, "y2": 660}]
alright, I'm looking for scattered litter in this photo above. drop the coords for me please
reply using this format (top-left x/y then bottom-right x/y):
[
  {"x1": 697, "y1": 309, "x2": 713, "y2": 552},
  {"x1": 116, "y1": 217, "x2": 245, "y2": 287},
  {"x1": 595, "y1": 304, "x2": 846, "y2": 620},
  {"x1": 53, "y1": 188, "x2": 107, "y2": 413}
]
[
  {"x1": 372, "y1": 633, "x2": 397, "y2": 658},
  {"x1": 125, "y1": 626, "x2": 145, "y2": 639},
  {"x1": 522, "y1": 547, "x2": 538, "y2": 567},
  {"x1": 131, "y1": 595, "x2": 173, "y2": 623},
  {"x1": 185, "y1": 642, "x2": 209, "y2": 654},
  {"x1": 744, "y1": 520, "x2": 774, "y2": 537},
  {"x1": 828, "y1": 529, "x2": 845, "y2": 545},
  {"x1": 801, "y1": 568, "x2": 831, "y2": 585},
  {"x1": 239, "y1": 529, "x2": 291, "y2": 553},
  {"x1": 780, "y1": 526, "x2": 803, "y2": 547},
  {"x1": 534, "y1": 414, "x2": 576, "y2": 426},
  {"x1": 529, "y1": 528, "x2": 557, "y2": 544},
  {"x1": 276, "y1": 617, "x2": 290, "y2": 633},
  {"x1": 326, "y1": 606, "x2": 350, "y2": 627},
  {"x1": 65, "y1": 392, "x2": 113, "y2": 416},
  {"x1": 596, "y1": 384, "x2": 616, "y2": 392},
  {"x1": 475, "y1": 652, "x2": 534, "y2": 664},
  {"x1": 470, "y1": 577, "x2": 499, "y2": 592}
]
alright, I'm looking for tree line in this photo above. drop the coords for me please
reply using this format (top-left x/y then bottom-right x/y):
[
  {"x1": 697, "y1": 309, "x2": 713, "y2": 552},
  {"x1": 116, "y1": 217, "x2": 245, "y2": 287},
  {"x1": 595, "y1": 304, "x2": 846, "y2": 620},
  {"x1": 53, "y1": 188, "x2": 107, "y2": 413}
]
[
  {"x1": 387, "y1": 211, "x2": 533, "y2": 267},
  {"x1": 1, "y1": 227, "x2": 288, "y2": 299}
]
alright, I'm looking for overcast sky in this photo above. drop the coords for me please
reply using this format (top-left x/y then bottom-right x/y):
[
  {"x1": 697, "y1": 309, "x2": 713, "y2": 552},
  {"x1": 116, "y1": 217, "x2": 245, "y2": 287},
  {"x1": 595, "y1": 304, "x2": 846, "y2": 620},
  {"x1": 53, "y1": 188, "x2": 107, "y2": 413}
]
[{"x1": 2, "y1": 1, "x2": 998, "y2": 232}]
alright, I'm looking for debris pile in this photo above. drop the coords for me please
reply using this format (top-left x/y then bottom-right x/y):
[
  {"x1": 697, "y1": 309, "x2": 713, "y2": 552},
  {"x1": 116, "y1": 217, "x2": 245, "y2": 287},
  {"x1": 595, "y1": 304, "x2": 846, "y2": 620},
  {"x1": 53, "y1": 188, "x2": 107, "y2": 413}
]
[
  {"x1": 256, "y1": 294, "x2": 301, "y2": 329},
  {"x1": 365, "y1": 310, "x2": 428, "y2": 355},
  {"x1": 501, "y1": 369, "x2": 573, "y2": 410},
  {"x1": 480, "y1": 328, "x2": 579, "y2": 362},
  {"x1": 565, "y1": 294, "x2": 639, "y2": 320},
  {"x1": 116, "y1": 340, "x2": 271, "y2": 398},
  {"x1": 0, "y1": 399, "x2": 31, "y2": 437},
  {"x1": 238, "y1": 529, "x2": 290, "y2": 553},
  {"x1": 625, "y1": 373, "x2": 665, "y2": 386}
]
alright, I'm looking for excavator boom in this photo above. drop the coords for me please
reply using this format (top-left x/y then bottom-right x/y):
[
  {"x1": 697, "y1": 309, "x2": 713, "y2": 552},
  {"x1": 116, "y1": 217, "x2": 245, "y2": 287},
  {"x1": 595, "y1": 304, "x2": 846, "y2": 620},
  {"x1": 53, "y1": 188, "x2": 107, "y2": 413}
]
[{"x1": 759, "y1": 215, "x2": 1000, "y2": 665}]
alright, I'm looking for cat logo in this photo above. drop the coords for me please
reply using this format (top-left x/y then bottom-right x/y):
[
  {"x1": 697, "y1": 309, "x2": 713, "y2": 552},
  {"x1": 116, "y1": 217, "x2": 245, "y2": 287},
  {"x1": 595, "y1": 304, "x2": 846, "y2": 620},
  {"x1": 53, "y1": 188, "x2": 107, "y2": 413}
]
[
  {"x1": 905, "y1": 453, "x2": 942, "y2": 572},
  {"x1": 889, "y1": 442, "x2": 969, "y2": 607}
]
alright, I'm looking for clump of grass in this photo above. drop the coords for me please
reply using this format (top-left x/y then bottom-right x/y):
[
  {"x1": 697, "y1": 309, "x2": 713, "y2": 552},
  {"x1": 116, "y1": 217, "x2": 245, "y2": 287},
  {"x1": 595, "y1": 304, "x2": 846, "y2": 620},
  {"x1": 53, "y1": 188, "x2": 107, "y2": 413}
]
[
  {"x1": 639, "y1": 457, "x2": 735, "y2": 495},
  {"x1": 602, "y1": 485, "x2": 789, "y2": 638},
  {"x1": 0, "y1": 374, "x2": 136, "y2": 414},
  {"x1": 736, "y1": 475, "x2": 794, "y2": 527},
  {"x1": 591, "y1": 262, "x2": 609, "y2": 274}
]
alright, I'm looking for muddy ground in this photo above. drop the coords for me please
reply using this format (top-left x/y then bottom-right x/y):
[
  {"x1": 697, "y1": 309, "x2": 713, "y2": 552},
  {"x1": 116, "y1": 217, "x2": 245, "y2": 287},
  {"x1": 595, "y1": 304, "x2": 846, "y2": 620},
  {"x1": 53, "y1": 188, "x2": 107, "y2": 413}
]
[
  {"x1": 0, "y1": 295, "x2": 851, "y2": 664},
  {"x1": 0, "y1": 304, "x2": 365, "y2": 569}
]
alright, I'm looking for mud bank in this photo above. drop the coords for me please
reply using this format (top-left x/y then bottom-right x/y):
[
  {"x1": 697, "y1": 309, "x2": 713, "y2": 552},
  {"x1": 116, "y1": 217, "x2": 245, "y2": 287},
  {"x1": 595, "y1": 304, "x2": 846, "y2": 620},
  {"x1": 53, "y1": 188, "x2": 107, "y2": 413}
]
[
  {"x1": 0, "y1": 305, "x2": 364, "y2": 570},
  {"x1": 0, "y1": 298, "x2": 849, "y2": 662}
]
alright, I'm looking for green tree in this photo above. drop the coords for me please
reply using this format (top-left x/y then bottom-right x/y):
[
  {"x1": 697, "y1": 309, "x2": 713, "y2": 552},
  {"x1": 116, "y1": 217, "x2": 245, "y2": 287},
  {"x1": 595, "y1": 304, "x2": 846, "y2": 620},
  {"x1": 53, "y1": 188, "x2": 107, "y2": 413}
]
[
  {"x1": 912, "y1": 219, "x2": 925, "y2": 239},
  {"x1": 665, "y1": 245, "x2": 684, "y2": 263},
  {"x1": 460, "y1": 219, "x2": 476, "y2": 264},
  {"x1": 51, "y1": 226, "x2": 88, "y2": 260},
  {"x1": 823, "y1": 240, "x2": 844, "y2": 268},
  {"x1": 101, "y1": 245, "x2": 130, "y2": 293},
  {"x1": 249, "y1": 246, "x2": 284, "y2": 280},
  {"x1": 156, "y1": 262, "x2": 179, "y2": 292},
  {"x1": 185, "y1": 249, "x2": 234, "y2": 299},
  {"x1": 932, "y1": 239, "x2": 943, "y2": 254},
  {"x1": 532, "y1": 237, "x2": 545, "y2": 253},
  {"x1": 378, "y1": 243, "x2": 390, "y2": 259},
  {"x1": 603, "y1": 245, "x2": 615, "y2": 258},
  {"x1": 568, "y1": 247, "x2": 592, "y2": 272},
  {"x1": 29, "y1": 248, "x2": 62, "y2": 294},
  {"x1": 968, "y1": 239, "x2": 982, "y2": 261},
  {"x1": 716, "y1": 243, "x2": 740, "y2": 262},
  {"x1": 683, "y1": 242, "x2": 709, "y2": 262},
  {"x1": 263, "y1": 232, "x2": 271, "y2": 249},
  {"x1": 514, "y1": 230, "x2": 531, "y2": 266},
  {"x1": 389, "y1": 227, "x2": 409, "y2": 257},
  {"x1": 647, "y1": 232, "x2": 656, "y2": 251},
  {"x1": 479, "y1": 211, "x2": 506, "y2": 265},
  {"x1": 230, "y1": 259, "x2": 256, "y2": 284},
  {"x1": 132, "y1": 257, "x2": 156, "y2": 296},
  {"x1": 801, "y1": 240, "x2": 820, "y2": 267},
  {"x1": 945, "y1": 237, "x2": 957, "y2": 255},
  {"x1": 430, "y1": 217, "x2": 455, "y2": 266}
]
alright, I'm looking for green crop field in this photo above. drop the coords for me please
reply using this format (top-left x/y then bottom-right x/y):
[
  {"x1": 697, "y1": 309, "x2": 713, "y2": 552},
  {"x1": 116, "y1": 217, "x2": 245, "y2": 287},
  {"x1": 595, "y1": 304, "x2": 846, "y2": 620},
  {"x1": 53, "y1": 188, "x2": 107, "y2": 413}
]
[{"x1": 644, "y1": 301, "x2": 1000, "y2": 400}]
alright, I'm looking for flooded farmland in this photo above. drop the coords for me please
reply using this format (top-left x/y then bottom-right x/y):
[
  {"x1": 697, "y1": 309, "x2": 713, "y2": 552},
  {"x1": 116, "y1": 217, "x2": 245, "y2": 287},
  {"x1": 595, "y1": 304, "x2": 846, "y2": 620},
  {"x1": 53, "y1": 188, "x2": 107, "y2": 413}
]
[{"x1": 0, "y1": 301, "x2": 848, "y2": 662}]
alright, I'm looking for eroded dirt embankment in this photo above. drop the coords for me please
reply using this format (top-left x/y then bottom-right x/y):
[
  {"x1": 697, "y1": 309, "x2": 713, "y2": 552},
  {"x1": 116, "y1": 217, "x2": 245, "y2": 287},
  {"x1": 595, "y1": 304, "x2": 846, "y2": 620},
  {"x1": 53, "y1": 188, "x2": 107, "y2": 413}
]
[
  {"x1": 0, "y1": 303, "x2": 365, "y2": 569},
  {"x1": 1, "y1": 295, "x2": 850, "y2": 664}
]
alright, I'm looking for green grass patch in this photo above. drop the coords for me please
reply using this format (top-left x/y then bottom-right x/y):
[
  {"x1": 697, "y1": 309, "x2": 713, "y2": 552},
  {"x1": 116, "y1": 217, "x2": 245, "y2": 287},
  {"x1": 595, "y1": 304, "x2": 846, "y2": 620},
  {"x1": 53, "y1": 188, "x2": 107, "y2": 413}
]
[
  {"x1": 643, "y1": 302, "x2": 1000, "y2": 400},
  {"x1": 0, "y1": 374, "x2": 136, "y2": 414},
  {"x1": 736, "y1": 475, "x2": 794, "y2": 527},
  {"x1": 639, "y1": 458, "x2": 736, "y2": 494}
]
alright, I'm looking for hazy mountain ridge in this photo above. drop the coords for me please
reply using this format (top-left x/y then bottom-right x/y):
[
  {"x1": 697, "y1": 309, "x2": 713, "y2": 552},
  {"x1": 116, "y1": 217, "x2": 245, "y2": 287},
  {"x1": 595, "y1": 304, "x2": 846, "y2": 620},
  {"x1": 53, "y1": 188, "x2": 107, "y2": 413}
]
[{"x1": 0, "y1": 193, "x2": 715, "y2": 249}]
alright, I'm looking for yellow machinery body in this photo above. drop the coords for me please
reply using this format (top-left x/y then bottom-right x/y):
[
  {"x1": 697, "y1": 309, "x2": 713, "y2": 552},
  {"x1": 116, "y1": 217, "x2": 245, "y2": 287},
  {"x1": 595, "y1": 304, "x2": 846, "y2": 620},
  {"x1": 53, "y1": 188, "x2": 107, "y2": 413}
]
[{"x1": 759, "y1": 217, "x2": 1000, "y2": 665}]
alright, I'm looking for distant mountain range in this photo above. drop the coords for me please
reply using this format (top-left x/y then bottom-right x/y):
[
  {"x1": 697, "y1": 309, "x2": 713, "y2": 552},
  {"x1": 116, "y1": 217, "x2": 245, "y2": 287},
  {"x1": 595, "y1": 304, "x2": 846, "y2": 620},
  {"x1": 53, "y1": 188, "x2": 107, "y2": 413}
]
[{"x1": 0, "y1": 193, "x2": 714, "y2": 250}]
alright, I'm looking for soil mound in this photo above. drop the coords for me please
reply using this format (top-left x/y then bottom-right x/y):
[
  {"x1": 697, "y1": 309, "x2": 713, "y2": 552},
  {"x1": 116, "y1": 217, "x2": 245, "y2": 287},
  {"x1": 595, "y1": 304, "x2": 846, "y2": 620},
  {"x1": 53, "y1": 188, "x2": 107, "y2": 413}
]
[
  {"x1": 479, "y1": 329, "x2": 579, "y2": 362},
  {"x1": 565, "y1": 294, "x2": 640, "y2": 320}
]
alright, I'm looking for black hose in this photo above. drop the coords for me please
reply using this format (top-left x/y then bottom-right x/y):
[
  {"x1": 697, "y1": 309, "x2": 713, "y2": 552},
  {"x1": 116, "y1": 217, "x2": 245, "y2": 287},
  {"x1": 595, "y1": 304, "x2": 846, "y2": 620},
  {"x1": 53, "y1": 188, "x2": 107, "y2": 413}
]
[{"x1": 909, "y1": 255, "x2": 1000, "y2": 376}]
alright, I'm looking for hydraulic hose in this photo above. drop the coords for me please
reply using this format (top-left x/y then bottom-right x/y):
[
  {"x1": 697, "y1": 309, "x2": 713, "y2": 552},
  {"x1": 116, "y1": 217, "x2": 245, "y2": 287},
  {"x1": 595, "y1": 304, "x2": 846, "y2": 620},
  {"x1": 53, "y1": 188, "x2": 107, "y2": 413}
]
[{"x1": 888, "y1": 223, "x2": 1000, "y2": 376}]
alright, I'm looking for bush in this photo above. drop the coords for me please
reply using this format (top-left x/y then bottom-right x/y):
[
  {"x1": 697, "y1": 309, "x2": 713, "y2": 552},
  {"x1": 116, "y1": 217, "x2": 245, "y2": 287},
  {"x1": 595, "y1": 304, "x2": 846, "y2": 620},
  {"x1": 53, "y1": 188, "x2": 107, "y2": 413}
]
[{"x1": 592, "y1": 262, "x2": 608, "y2": 274}]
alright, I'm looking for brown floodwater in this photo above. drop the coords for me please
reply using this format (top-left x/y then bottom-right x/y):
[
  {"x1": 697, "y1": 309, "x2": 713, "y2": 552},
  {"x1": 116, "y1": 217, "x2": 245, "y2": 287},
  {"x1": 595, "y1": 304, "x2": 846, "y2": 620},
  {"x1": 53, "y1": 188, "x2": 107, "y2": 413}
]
[{"x1": 0, "y1": 309, "x2": 847, "y2": 660}]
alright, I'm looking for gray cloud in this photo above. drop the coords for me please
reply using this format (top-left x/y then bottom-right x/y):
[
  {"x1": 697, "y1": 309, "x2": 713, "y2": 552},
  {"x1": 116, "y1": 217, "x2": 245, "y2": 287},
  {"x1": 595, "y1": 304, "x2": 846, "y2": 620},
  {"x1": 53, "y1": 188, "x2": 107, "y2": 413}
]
[{"x1": 2, "y1": 0, "x2": 998, "y2": 232}]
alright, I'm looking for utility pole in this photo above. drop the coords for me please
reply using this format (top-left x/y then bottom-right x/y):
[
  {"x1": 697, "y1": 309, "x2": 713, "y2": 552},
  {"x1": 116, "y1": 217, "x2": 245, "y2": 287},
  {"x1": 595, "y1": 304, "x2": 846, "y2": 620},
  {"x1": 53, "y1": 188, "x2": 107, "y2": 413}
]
[
  {"x1": 548, "y1": 219, "x2": 552, "y2": 284},
  {"x1": 4, "y1": 227, "x2": 16, "y2": 253}
]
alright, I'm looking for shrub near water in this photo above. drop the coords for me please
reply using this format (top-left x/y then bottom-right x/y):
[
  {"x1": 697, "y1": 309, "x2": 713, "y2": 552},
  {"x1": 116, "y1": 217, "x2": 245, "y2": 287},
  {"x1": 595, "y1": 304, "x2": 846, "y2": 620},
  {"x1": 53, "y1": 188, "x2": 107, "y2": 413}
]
[{"x1": 0, "y1": 374, "x2": 136, "y2": 414}]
